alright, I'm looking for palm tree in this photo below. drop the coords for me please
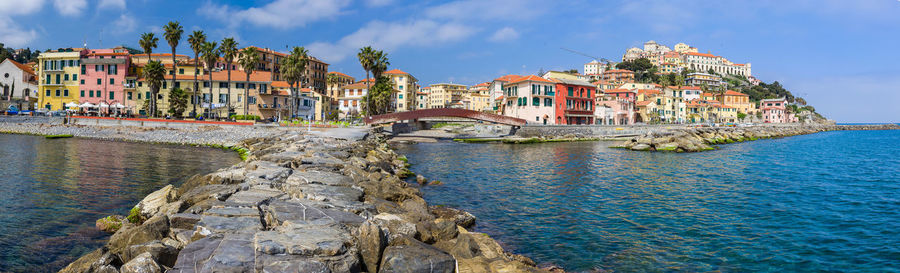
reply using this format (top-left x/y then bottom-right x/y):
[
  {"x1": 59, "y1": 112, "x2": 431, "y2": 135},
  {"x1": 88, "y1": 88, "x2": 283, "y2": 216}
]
[
  {"x1": 139, "y1": 32, "x2": 159, "y2": 116},
  {"x1": 187, "y1": 30, "x2": 206, "y2": 117},
  {"x1": 280, "y1": 47, "x2": 308, "y2": 119},
  {"x1": 371, "y1": 50, "x2": 390, "y2": 114},
  {"x1": 163, "y1": 21, "x2": 183, "y2": 109},
  {"x1": 357, "y1": 46, "x2": 375, "y2": 116},
  {"x1": 219, "y1": 37, "x2": 238, "y2": 118},
  {"x1": 326, "y1": 72, "x2": 340, "y2": 99},
  {"x1": 142, "y1": 60, "x2": 165, "y2": 117},
  {"x1": 200, "y1": 41, "x2": 219, "y2": 118},
  {"x1": 238, "y1": 47, "x2": 260, "y2": 116}
]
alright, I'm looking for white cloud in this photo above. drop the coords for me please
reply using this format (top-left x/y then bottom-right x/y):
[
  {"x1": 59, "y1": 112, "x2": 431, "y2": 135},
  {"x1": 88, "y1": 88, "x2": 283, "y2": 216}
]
[
  {"x1": 364, "y1": 0, "x2": 393, "y2": 7},
  {"x1": 112, "y1": 13, "x2": 136, "y2": 33},
  {"x1": 53, "y1": 0, "x2": 87, "y2": 16},
  {"x1": 199, "y1": 0, "x2": 351, "y2": 29},
  {"x1": 0, "y1": 17, "x2": 38, "y2": 47},
  {"x1": 98, "y1": 0, "x2": 126, "y2": 9},
  {"x1": 488, "y1": 27, "x2": 518, "y2": 42},
  {"x1": 0, "y1": 0, "x2": 44, "y2": 15},
  {"x1": 307, "y1": 20, "x2": 474, "y2": 63}
]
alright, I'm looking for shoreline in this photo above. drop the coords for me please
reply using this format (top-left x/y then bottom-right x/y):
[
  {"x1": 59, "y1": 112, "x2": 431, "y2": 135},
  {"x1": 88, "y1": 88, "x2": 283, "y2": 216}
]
[{"x1": 4, "y1": 119, "x2": 555, "y2": 273}]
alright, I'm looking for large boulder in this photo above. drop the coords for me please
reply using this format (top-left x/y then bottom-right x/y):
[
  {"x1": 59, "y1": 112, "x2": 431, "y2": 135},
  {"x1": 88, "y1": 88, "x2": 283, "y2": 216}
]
[
  {"x1": 137, "y1": 185, "x2": 177, "y2": 219},
  {"x1": 431, "y1": 206, "x2": 476, "y2": 229},
  {"x1": 107, "y1": 215, "x2": 170, "y2": 253},
  {"x1": 358, "y1": 220, "x2": 387, "y2": 273},
  {"x1": 379, "y1": 240, "x2": 456, "y2": 273},
  {"x1": 120, "y1": 252, "x2": 161, "y2": 273}
]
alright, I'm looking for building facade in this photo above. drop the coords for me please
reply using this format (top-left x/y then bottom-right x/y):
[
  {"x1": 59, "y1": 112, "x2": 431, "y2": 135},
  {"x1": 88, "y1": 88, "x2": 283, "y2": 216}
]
[
  {"x1": 338, "y1": 82, "x2": 367, "y2": 118},
  {"x1": 79, "y1": 48, "x2": 130, "y2": 114},
  {"x1": 383, "y1": 69, "x2": 417, "y2": 111},
  {"x1": 427, "y1": 83, "x2": 467, "y2": 109},
  {"x1": 37, "y1": 49, "x2": 83, "y2": 111},
  {"x1": 501, "y1": 75, "x2": 556, "y2": 125},
  {"x1": 552, "y1": 78, "x2": 595, "y2": 125},
  {"x1": 0, "y1": 58, "x2": 39, "y2": 109}
]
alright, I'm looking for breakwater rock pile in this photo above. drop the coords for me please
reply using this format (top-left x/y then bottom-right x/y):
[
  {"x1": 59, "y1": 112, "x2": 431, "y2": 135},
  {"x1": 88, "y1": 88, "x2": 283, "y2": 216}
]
[
  {"x1": 60, "y1": 132, "x2": 550, "y2": 273},
  {"x1": 614, "y1": 124, "x2": 900, "y2": 152}
]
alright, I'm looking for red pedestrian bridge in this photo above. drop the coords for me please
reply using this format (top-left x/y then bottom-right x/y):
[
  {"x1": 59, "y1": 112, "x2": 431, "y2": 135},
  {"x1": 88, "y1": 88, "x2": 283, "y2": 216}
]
[{"x1": 365, "y1": 108, "x2": 527, "y2": 126}]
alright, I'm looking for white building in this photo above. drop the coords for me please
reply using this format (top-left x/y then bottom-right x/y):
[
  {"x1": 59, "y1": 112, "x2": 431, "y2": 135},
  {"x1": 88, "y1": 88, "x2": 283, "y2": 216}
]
[
  {"x1": 0, "y1": 59, "x2": 38, "y2": 105},
  {"x1": 501, "y1": 75, "x2": 556, "y2": 125},
  {"x1": 338, "y1": 82, "x2": 368, "y2": 118}
]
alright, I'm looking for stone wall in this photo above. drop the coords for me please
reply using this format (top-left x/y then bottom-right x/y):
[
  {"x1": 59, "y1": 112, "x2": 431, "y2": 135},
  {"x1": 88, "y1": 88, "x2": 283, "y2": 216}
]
[
  {"x1": 515, "y1": 124, "x2": 691, "y2": 138},
  {"x1": 60, "y1": 130, "x2": 552, "y2": 273}
]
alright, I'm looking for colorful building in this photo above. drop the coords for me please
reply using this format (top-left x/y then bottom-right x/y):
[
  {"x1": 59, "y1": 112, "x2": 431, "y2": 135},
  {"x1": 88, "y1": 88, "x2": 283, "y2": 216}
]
[
  {"x1": 501, "y1": 75, "x2": 556, "y2": 125},
  {"x1": 427, "y1": 83, "x2": 467, "y2": 109},
  {"x1": 595, "y1": 94, "x2": 634, "y2": 125},
  {"x1": 488, "y1": 75, "x2": 521, "y2": 102},
  {"x1": 383, "y1": 69, "x2": 417, "y2": 112},
  {"x1": 552, "y1": 78, "x2": 595, "y2": 125},
  {"x1": 599, "y1": 69, "x2": 635, "y2": 86},
  {"x1": 79, "y1": 48, "x2": 130, "y2": 114},
  {"x1": 37, "y1": 49, "x2": 83, "y2": 110},
  {"x1": 338, "y1": 82, "x2": 367, "y2": 118},
  {"x1": 0, "y1": 58, "x2": 39, "y2": 109},
  {"x1": 760, "y1": 97, "x2": 794, "y2": 123},
  {"x1": 717, "y1": 90, "x2": 753, "y2": 114},
  {"x1": 685, "y1": 72, "x2": 725, "y2": 88}
]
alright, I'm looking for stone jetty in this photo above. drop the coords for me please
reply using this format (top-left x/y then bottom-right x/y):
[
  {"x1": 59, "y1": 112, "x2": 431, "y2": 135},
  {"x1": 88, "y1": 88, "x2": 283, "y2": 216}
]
[
  {"x1": 59, "y1": 130, "x2": 551, "y2": 273},
  {"x1": 614, "y1": 124, "x2": 900, "y2": 152}
]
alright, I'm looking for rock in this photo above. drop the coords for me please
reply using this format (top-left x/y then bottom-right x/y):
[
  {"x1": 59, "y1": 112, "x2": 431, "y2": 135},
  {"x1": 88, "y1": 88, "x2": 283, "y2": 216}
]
[
  {"x1": 137, "y1": 185, "x2": 176, "y2": 218},
  {"x1": 373, "y1": 213, "x2": 417, "y2": 243},
  {"x1": 431, "y1": 206, "x2": 476, "y2": 229},
  {"x1": 431, "y1": 219, "x2": 459, "y2": 241},
  {"x1": 254, "y1": 226, "x2": 351, "y2": 256},
  {"x1": 96, "y1": 215, "x2": 125, "y2": 233},
  {"x1": 285, "y1": 183, "x2": 363, "y2": 203},
  {"x1": 286, "y1": 170, "x2": 355, "y2": 187},
  {"x1": 198, "y1": 234, "x2": 256, "y2": 272},
  {"x1": 120, "y1": 252, "x2": 161, "y2": 273},
  {"x1": 379, "y1": 240, "x2": 456, "y2": 273},
  {"x1": 122, "y1": 241, "x2": 178, "y2": 268},
  {"x1": 225, "y1": 188, "x2": 284, "y2": 206},
  {"x1": 358, "y1": 220, "x2": 387, "y2": 273},
  {"x1": 415, "y1": 175, "x2": 426, "y2": 185},
  {"x1": 262, "y1": 200, "x2": 365, "y2": 229},
  {"x1": 657, "y1": 142, "x2": 679, "y2": 152},
  {"x1": 168, "y1": 235, "x2": 223, "y2": 272},
  {"x1": 196, "y1": 215, "x2": 261, "y2": 234},
  {"x1": 107, "y1": 215, "x2": 169, "y2": 253},
  {"x1": 168, "y1": 213, "x2": 202, "y2": 230},
  {"x1": 58, "y1": 248, "x2": 103, "y2": 273},
  {"x1": 630, "y1": 143, "x2": 651, "y2": 151}
]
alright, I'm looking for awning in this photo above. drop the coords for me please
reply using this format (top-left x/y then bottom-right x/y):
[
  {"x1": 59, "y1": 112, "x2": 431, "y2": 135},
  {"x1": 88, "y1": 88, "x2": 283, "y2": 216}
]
[
  {"x1": 64, "y1": 102, "x2": 79, "y2": 107},
  {"x1": 99, "y1": 103, "x2": 110, "y2": 108},
  {"x1": 112, "y1": 103, "x2": 125, "y2": 109},
  {"x1": 79, "y1": 102, "x2": 96, "y2": 108}
]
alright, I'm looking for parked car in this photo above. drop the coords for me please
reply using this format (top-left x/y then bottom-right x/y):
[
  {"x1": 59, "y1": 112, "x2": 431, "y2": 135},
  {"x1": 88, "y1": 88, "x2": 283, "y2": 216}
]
[{"x1": 6, "y1": 105, "x2": 19, "y2": 115}]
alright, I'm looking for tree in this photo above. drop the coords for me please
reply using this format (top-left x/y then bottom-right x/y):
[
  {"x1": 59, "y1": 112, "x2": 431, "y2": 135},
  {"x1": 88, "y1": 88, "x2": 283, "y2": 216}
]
[
  {"x1": 357, "y1": 46, "x2": 376, "y2": 116},
  {"x1": 737, "y1": 112, "x2": 747, "y2": 121},
  {"x1": 238, "y1": 47, "x2": 260, "y2": 116},
  {"x1": 163, "y1": 21, "x2": 183, "y2": 111},
  {"x1": 370, "y1": 50, "x2": 390, "y2": 113},
  {"x1": 326, "y1": 72, "x2": 340, "y2": 97},
  {"x1": 362, "y1": 76, "x2": 393, "y2": 116},
  {"x1": 167, "y1": 87, "x2": 189, "y2": 117},
  {"x1": 280, "y1": 46, "x2": 308, "y2": 119},
  {"x1": 142, "y1": 60, "x2": 165, "y2": 117},
  {"x1": 563, "y1": 69, "x2": 579, "y2": 74},
  {"x1": 139, "y1": 32, "x2": 159, "y2": 116},
  {"x1": 200, "y1": 41, "x2": 219, "y2": 118},
  {"x1": 187, "y1": 30, "x2": 206, "y2": 117},
  {"x1": 219, "y1": 37, "x2": 238, "y2": 116}
]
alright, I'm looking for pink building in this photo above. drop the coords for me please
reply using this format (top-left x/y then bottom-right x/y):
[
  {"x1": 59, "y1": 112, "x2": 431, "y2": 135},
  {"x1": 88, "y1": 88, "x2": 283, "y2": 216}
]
[
  {"x1": 760, "y1": 97, "x2": 795, "y2": 123},
  {"x1": 595, "y1": 94, "x2": 634, "y2": 125},
  {"x1": 501, "y1": 75, "x2": 556, "y2": 125},
  {"x1": 79, "y1": 48, "x2": 130, "y2": 114}
]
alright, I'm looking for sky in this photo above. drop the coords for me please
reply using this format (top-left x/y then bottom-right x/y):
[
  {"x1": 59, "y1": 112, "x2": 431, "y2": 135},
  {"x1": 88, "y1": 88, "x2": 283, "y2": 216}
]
[{"x1": 0, "y1": 0, "x2": 898, "y2": 123}]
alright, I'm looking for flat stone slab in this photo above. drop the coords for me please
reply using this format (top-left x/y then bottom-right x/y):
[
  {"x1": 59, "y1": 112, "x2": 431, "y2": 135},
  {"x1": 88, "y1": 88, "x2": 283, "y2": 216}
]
[
  {"x1": 197, "y1": 215, "x2": 261, "y2": 234},
  {"x1": 285, "y1": 171, "x2": 355, "y2": 187},
  {"x1": 203, "y1": 207, "x2": 260, "y2": 218},
  {"x1": 168, "y1": 235, "x2": 223, "y2": 273},
  {"x1": 254, "y1": 227, "x2": 350, "y2": 256},
  {"x1": 245, "y1": 161, "x2": 293, "y2": 183},
  {"x1": 287, "y1": 184, "x2": 363, "y2": 203},
  {"x1": 226, "y1": 188, "x2": 285, "y2": 206},
  {"x1": 262, "y1": 200, "x2": 364, "y2": 229},
  {"x1": 169, "y1": 213, "x2": 202, "y2": 230},
  {"x1": 199, "y1": 233, "x2": 255, "y2": 273}
]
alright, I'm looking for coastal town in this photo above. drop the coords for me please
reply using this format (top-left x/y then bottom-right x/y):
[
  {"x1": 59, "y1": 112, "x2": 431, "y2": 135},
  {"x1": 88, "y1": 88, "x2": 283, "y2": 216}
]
[{"x1": 1, "y1": 28, "x2": 816, "y2": 126}]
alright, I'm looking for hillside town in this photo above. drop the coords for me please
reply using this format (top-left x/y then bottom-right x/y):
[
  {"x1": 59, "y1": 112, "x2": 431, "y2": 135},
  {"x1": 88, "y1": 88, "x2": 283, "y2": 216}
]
[{"x1": 0, "y1": 38, "x2": 816, "y2": 125}]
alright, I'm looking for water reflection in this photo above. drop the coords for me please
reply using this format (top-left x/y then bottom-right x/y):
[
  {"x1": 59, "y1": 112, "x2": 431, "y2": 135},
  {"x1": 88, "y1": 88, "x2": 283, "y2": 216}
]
[
  {"x1": 0, "y1": 134, "x2": 240, "y2": 273},
  {"x1": 398, "y1": 130, "x2": 900, "y2": 272}
]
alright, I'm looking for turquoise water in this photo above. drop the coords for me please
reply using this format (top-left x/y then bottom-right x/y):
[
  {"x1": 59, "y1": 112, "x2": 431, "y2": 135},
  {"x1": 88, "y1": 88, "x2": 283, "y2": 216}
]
[
  {"x1": 0, "y1": 134, "x2": 240, "y2": 273},
  {"x1": 397, "y1": 130, "x2": 900, "y2": 272}
]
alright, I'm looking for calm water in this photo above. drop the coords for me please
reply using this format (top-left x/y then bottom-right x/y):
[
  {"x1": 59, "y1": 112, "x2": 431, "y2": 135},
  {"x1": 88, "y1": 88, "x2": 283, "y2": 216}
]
[
  {"x1": 0, "y1": 134, "x2": 240, "y2": 273},
  {"x1": 397, "y1": 129, "x2": 900, "y2": 272}
]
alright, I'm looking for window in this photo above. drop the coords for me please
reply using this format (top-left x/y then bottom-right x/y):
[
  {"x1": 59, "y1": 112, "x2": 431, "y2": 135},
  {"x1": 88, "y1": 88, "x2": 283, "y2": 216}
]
[
  {"x1": 219, "y1": 82, "x2": 228, "y2": 88},
  {"x1": 73, "y1": 74, "x2": 77, "y2": 81},
  {"x1": 97, "y1": 79, "x2": 102, "y2": 85},
  {"x1": 568, "y1": 87, "x2": 574, "y2": 96},
  {"x1": 55, "y1": 74, "x2": 60, "y2": 84},
  {"x1": 81, "y1": 65, "x2": 86, "y2": 74},
  {"x1": 219, "y1": 94, "x2": 227, "y2": 103},
  {"x1": 137, "y1": 92, "x2": 142, "y2": 99},
  {"x1": 179, "y1": 68, "x2": 184, "y2": 74},
  {"x1": 80, "y1": 90, "x2": 85, "y2": 97},
  {"x1": 64, "y1": 74, "x2": 69, "y2": 81},
  {"x1": 237, "y1": 95, "x2": 242, "y2": 102},
  {"x1": 544, "y1": 98, "x2": 552, "y2": 107},
  {"x1": 532, "y1": 98, "x2": 539, "y2": 106},
  {"x1": 46, "y1": 90, "x2": 50, "y2": 96},
  {"x1": 399, "y1": 94, "x2": 403, "y2": 99},
  {"x1": 249, "y1": 96, "x2": 256, "y2": 104},
  {"x1": 63, "y1": 90, "x2": 69, "y2": 97},
  {"x1": 128, "y1": 92, "x2": 133, "y2": 100},
  {"x1": 89, "y1": 90, "x2": 94, "y2": 97},
  {"x1": 399, "y1": 85, "x2": 404, "y2": 90},
  {"x1": 203, "y1": 81, "x2": 210, "y2": 87},
  {"x1": 236, "y1": 83, "x2": 245, "y2": 89},
  {"x1": 162, "y1": 82, "x2": 167, "y2": 89},
  {"x1": 145, "y1": 92, "x2": 150, "y2": 99},
  {"x1": 55, "y1": 90, "x2": 61, "y2": 96},
  {"x1": 109, "y1": 92, "x2": 114, "y2": 100},
  {"x1": 249, "y1": 83, "x2": 256, "y2": 89},
  {"x1": 110, "y1": 79, "x2": 115, "y2": 85},
  {"x1": 174, "y1": 82, "x2": 180, "y2": 88},
  {"x1": 109, "y1": 65, "x2": 117, "y2": 75}
]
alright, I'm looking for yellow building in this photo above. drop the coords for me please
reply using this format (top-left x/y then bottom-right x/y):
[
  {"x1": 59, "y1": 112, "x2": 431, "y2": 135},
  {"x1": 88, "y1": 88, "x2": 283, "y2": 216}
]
[
  {"x1": 541, "y1": 71, "x2": 585, "y2": 81},
  {"x1": 717, "y1": 90, "x2": 753, "y2": 114},
  {"x1": 37, "y1": 49, "x2": 83, "y2": 110},
  {"x1": 710, "y1": 104, "x2": 738, "y2": 123},
  {"x1": 383, "y1": 69, "x2": 418, "y2": 112},
  {"x1": 685, "y1": 99, "x2": 709, "y2": 123},
  {"x1": 427, "y1": 83, "x2": 467, "y2": 108}
]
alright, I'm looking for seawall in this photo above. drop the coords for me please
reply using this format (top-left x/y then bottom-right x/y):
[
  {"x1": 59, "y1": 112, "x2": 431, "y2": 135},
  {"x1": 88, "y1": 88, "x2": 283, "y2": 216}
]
[
  {"x1": 57, "y1": 127, "x2": 551, "y2": 272},
  {"x1": 612, "y1": 124, "x2": 900, "y2": 152}
]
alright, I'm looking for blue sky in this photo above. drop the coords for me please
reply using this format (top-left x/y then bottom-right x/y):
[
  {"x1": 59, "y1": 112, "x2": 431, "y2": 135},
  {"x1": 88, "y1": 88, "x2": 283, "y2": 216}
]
[{"x1": 1, "y1": 0, "x2": 898, "y2": 122}]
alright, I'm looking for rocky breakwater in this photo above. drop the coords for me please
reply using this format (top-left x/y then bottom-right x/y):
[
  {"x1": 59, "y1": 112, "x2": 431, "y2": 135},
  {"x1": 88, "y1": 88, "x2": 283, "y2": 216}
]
[
  {"x1": 613, "y1": 124, "x2": 900, "y2": 152},
  {"x1": 60, "y1": 131, "x2": 550, "y2": 273}
]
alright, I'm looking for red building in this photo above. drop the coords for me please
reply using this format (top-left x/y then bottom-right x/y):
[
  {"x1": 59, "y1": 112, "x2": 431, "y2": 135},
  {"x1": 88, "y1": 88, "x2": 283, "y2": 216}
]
[{"x1": 552, "y1": 78, "x2": 595, "y2": 125}]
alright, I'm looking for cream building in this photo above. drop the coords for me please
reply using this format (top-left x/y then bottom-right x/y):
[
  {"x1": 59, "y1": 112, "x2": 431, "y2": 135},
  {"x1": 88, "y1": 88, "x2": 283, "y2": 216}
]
[
  {"x1": 383, "y1": 69, "x2": 418, "y2": 111},
  {"x1": 427, "y1": 83, "x2": 467, "y2": 109}
]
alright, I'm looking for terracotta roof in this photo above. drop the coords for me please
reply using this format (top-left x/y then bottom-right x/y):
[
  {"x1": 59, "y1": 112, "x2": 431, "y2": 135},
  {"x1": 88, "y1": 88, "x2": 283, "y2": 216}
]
[
  {"x1": 669, "y1": 86, "x2": 701, "y2": 90},
  {"x1": 723, "y1": 90, "x2": 748, "y2": 96},
  {"x1": 603, "y1": 69, "x2": 634, "y2": 74},
  {"x1": 416, "y1": 92, "x2": 428, "y2": 95},
  {"x1": 495, "y1": 96, "x2": 504, "y2": 101},
  {"x1": 271, "y1": 81, "x2": 290, "y2": 88},
  {"x1": 638, "y1": 89, "x2": 661, "y2": 95},
  {"x1": 383, "y1": 69, "x2": 409, "y2": 75},
  {"x1": 507, "y1": 75, "x2": 552, "y2": 85},
  {"x1": 341, "y1": 82, "x2": 369, "y2": 90},
  {"x1": 592, "y1": 80, "x2": 610, "y2": 85},
  {"x1": 493, "y1": 74, "x2": 522, "y2": 82},
  {"x1": 636, "y1": 100, "x2": 652, "y2": 107},
  {"x1": 604, "y1": 89, "x2": 635, "y2": 94},
  {"x1": 684, "y1": 52, "x2": 719, "y2": 58},
  {"x1": 701, "y1": 92, "x2": 715, "y2": 97},
  {"x1": 472, "y1": 82, "x2": 490, "y2": 87},
  {"x1": 358, "y1": 78, "x2": 376, "y2": 83},
  {"x1": 734, "y1": 64, "x2": 745, "y2": 66},
  {"x1": 206, "y1": 70, "x2": 272, "y2": 82},
  {"x1": 5, "y1": 59, "x2": 35, "y2": 75},
  {"x1": 134, "y1": 53, "x2": 190, "y2": 58},
  {"x1": 328, "y1": 71, "x2": 352, "y2": 78},
  {"x1": 245, "y1": 46, "x2": 288, "y2": 57}
]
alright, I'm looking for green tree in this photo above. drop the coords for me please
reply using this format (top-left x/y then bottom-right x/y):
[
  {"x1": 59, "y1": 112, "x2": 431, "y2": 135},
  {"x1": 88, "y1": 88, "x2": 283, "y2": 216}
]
[
  {"x1": 563, "y1": 69, "x2": 579, "y2": 74},
  {"x1": 238, "y1": 47, "x2": 260, "y2": 116},
  {"x1": 200, "y1": 41, "x2": 219, "y2": 117},
  {"x1": 370, "y1": 50, "x2": 390, "y2": 113},
  {"x1": 187, "y1": 30, "x2": 206, "y2": 117},
  {"x1": 737, "y1": 112, "x2": 747, "y2": 121},
  {"x1": 167, "y1": 87, "x2": 189, "y2": 117},
  {"x1": 219, "y1": 37, "x2": 238, "y2": 115},
  {"x1": 362, "y1": 76, "x2": 393, "y2": 116},
  {"x1": 357, "y1": 46, "x2": 376, "y2": 115},
  {"x1": 280, "y1": 46, "x2": 309, "y2": 118},
  {"x1": 139, "y1": 32, "x2": 159, "y2": 116},
  {"x1": 163, "y1": 21, "x2": 183, "y2": 104},
  {"x1": 142, "y1": 60, "x2": 165, "y2": 117}
]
